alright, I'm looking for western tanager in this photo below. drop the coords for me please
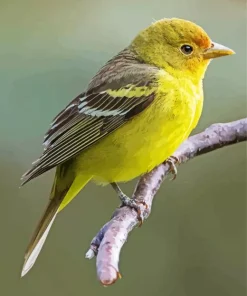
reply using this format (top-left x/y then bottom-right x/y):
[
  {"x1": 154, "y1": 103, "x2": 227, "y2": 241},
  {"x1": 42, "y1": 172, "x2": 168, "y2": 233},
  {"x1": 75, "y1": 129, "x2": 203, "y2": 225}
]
[{"x1": 21, "y1": 18, "x2": 234, "y2": 276}]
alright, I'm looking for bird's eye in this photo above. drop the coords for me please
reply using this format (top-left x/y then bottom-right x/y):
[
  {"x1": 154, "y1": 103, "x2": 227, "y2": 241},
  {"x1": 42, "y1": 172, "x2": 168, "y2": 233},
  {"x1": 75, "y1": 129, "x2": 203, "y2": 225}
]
[{"x1": 180, "y1": 45, "x2": 193, "y2": 55}]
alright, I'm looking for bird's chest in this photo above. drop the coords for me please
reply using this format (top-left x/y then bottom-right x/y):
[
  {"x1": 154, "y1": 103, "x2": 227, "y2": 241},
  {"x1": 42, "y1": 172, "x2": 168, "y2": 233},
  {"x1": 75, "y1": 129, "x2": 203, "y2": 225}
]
[{"x1": 128, "y1": 81, "x2": 203, "y2": 168}]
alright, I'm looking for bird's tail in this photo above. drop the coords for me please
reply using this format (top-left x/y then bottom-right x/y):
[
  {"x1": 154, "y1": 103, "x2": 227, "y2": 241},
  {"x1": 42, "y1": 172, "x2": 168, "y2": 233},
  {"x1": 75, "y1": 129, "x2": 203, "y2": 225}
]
[{"x1": 21, "y1": 164, "x2": 92, "y2": 277}]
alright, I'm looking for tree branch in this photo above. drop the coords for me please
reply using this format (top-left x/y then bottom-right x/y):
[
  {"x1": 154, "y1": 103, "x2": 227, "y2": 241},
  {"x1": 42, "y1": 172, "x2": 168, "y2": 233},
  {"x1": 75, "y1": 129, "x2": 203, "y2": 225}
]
[{"x1": 85, "y1": 118, "x2": 247, "y2": 286}]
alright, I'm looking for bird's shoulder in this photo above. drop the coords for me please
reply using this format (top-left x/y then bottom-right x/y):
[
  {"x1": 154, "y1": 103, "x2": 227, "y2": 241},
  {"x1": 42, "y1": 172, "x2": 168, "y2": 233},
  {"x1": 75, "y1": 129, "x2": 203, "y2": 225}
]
[{"x1": 86, "y1": 48, "x2": 159, "y2": 93}]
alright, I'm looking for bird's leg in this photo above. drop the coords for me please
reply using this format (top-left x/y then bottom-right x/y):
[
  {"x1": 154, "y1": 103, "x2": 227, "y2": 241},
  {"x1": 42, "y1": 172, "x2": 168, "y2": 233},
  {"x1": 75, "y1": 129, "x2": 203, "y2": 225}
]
[
  {"x1": 165, "y1": 155, "x2": 180, "y2": 180},
  {"x1": 110, "y1": 182, "x2": 147, "y2": 225}
]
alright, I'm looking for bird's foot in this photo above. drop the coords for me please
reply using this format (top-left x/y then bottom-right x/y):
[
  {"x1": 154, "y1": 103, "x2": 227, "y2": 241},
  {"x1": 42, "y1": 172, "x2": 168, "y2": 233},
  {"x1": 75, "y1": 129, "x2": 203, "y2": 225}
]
[
  {"x1": 111, "y1": 183, "x2": 147, "y2": 226},
  {"x1": 165, "y1": 156, "x2": 180, "y2": 180},
  {"x1": 119, "y1": 193, "x2": 147, "y2": 226}
]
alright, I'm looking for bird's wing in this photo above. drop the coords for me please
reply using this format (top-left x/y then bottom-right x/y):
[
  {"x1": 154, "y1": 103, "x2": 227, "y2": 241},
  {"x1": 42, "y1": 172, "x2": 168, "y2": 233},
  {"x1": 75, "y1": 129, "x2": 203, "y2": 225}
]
[{"x1": 21, "y1": 53, "x2": 158, "y2": 185}]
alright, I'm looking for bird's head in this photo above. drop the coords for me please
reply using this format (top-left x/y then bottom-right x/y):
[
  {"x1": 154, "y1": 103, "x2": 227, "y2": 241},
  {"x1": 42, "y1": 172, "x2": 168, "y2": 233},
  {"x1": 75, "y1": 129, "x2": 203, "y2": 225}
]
[{"x1": 131, "y1": 18, "x2": 234, "y2": 81}]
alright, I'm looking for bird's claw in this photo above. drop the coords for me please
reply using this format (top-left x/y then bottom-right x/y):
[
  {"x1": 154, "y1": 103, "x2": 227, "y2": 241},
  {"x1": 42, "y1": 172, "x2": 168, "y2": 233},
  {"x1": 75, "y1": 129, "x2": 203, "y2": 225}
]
[
  {"x1": 120, "y1": 195, "x2": 148, "y2": 226},
  {"x1": 166, "y1": 156, "x2": 179, "y2": 180}
]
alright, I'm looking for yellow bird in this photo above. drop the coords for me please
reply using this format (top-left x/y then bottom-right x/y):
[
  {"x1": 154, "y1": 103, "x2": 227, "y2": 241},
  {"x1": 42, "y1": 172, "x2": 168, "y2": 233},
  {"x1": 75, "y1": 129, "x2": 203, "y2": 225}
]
[{"x1": 21, "y1": 18, "x2": 234, "y2": 276}]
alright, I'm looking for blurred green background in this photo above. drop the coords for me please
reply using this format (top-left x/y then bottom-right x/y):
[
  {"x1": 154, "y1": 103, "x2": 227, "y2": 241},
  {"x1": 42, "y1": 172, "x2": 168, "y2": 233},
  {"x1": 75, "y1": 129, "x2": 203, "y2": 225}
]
[{"x1": 0, "y1": 0, "x2": 246, "y2": 295}]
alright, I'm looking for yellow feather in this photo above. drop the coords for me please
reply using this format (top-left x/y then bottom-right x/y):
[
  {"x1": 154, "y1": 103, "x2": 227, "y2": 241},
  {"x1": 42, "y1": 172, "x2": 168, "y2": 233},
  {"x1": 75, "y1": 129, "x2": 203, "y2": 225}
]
[{"x1": 107, "y1": 85, "x2": 155, "y2": 98}]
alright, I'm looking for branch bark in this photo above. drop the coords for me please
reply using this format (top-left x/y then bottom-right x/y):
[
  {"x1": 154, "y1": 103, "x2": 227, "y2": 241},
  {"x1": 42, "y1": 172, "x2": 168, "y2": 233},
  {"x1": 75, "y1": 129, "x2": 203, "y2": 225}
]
[{"x1": 85, "y1": 118, "x2": 247, "y2": 286}]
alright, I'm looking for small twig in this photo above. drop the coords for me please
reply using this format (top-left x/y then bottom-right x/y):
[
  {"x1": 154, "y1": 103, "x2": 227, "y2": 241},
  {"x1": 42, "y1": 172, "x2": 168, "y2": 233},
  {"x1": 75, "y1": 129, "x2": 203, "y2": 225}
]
[{"x1": 85, "y1": 118, "x2": 247, "y2": 286}]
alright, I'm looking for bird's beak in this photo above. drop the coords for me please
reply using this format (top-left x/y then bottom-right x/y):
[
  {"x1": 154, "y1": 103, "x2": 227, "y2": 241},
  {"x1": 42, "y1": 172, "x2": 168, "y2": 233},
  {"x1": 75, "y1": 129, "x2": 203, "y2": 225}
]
[{"x1": 203, "y1": 42, "x2": 235, "y2": 59}]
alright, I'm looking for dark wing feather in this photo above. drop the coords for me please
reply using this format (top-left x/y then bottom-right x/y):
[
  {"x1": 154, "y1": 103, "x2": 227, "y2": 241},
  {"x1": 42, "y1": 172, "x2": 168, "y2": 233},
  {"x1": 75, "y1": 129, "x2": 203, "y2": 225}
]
[{"x1": 21, "y1": 49, "x2": 158, "y2": 185}]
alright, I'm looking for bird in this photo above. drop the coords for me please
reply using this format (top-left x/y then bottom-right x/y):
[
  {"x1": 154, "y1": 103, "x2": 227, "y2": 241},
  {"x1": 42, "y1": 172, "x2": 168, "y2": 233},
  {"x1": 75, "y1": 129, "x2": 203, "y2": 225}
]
[{"x1": 20, "y1": 18, "x2": 234, "y2": 277}]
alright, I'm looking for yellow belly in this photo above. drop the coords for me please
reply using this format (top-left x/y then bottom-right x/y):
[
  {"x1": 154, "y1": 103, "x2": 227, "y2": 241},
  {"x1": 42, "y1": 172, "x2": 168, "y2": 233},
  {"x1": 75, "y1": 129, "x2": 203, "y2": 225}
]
[{"x1": 75, "y1": 81, "x2": 203, "y2": 183}]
